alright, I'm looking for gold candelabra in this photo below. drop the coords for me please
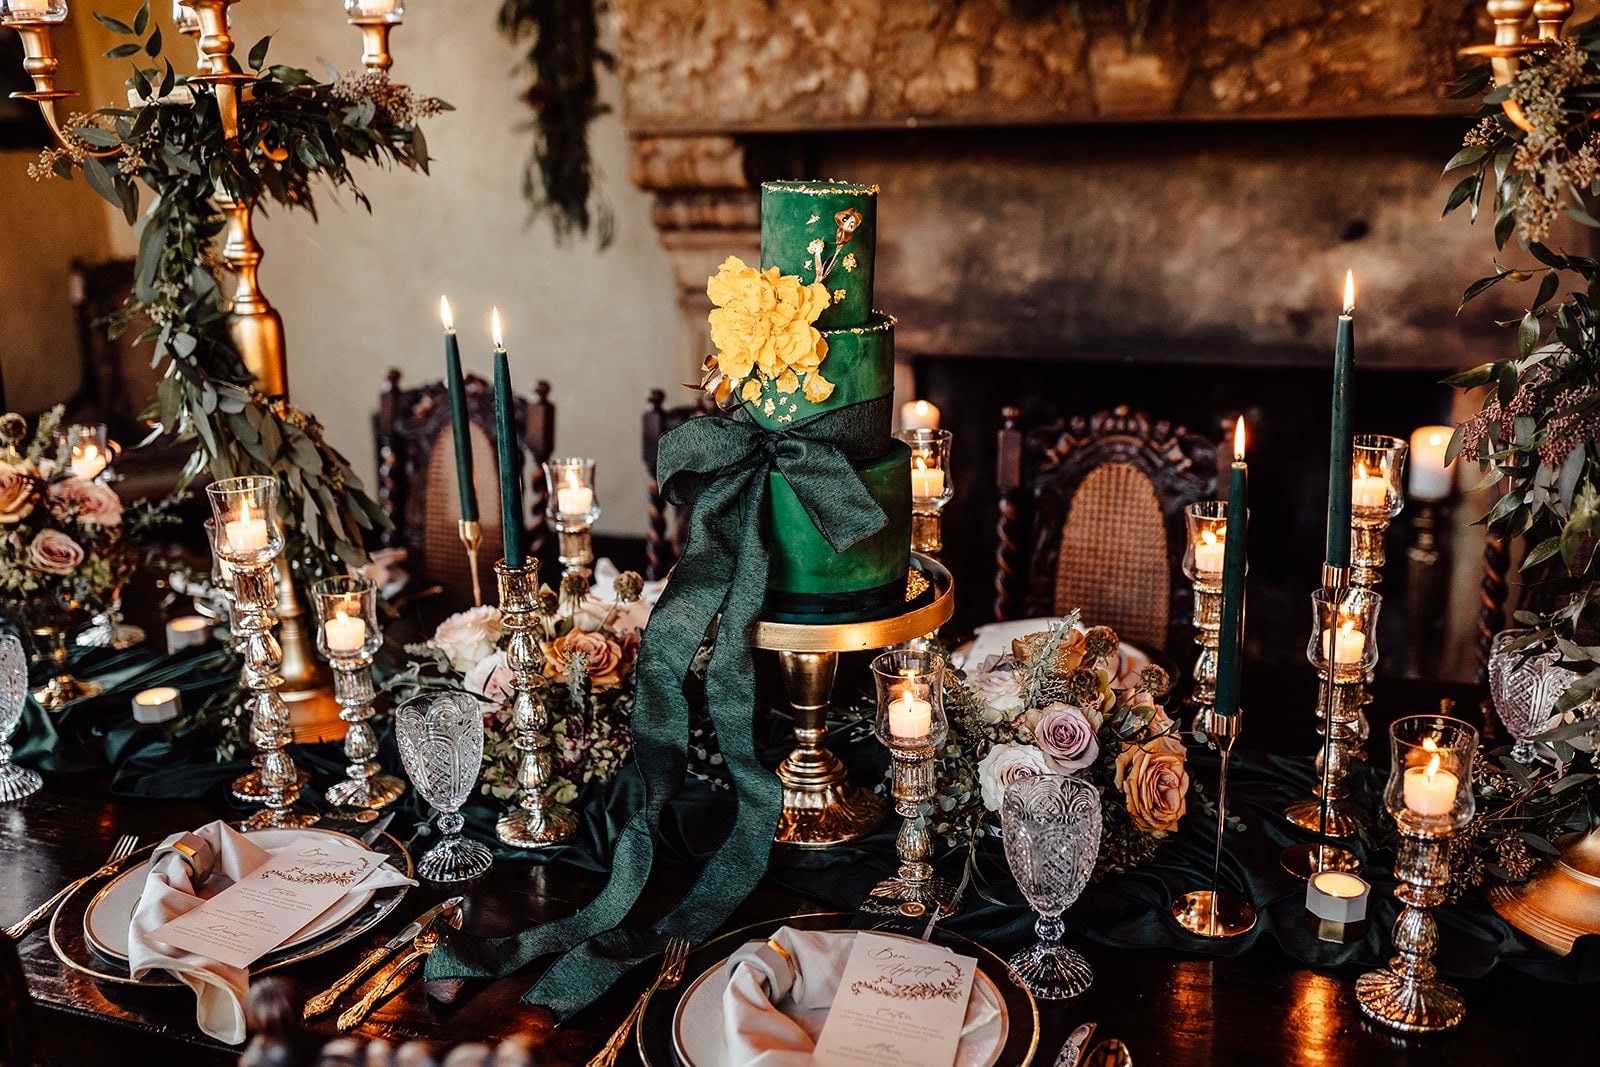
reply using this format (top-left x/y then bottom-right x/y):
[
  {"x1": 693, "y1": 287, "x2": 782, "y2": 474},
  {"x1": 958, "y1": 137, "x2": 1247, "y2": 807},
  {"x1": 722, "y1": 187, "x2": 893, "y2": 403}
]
[{"x1": 1463, "y1": 1, "x2": 1575, "y2": 132}]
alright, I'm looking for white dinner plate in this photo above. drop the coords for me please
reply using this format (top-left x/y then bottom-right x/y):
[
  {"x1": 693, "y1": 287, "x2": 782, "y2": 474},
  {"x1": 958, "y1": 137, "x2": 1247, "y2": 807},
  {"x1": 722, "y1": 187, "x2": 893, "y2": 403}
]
[
  {"x1": 83, "y1": 827, "x2": 376, "y2": 962},
  {"x1": 671, "y1": 931, "x2": 1008, "y2": 1067},
  {"x1": 952, "y1": 617, "x2": 1152, "y2": 689}
]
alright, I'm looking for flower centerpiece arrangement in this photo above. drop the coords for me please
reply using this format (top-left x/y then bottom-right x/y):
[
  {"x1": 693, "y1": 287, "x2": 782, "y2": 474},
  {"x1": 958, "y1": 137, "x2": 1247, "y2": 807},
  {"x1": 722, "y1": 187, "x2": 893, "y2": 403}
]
[
  {"x1": 939, "y1": 614, "x2": 1186, "y2": 880},
  {"x1": 399, "y1": 570, "x2": 651, "y2": 805}
]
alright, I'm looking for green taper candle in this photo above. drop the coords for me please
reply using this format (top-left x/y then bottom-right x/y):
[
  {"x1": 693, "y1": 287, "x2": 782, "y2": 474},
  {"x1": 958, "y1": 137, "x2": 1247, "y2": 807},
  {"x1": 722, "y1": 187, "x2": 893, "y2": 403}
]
[
  {"x1": 1324, "y1": 270, "x2": 1355, "y2": 571},
  {"x1": 492, "y1": 308, "x2": 524, "y2": 568},
  {"x1": 1214, "y1": 417, "x2": 1248, "y2": 717},
  {"x1": 441, "y1": 296, "x2": 479, "y2": 524}
]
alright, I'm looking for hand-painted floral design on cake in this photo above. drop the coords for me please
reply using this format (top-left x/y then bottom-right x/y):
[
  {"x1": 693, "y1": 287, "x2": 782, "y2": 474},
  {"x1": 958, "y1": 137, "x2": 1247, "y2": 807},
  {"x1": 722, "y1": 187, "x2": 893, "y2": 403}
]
[{"x1": 707, "y1": 255, "x2": 835, "y2": 404}]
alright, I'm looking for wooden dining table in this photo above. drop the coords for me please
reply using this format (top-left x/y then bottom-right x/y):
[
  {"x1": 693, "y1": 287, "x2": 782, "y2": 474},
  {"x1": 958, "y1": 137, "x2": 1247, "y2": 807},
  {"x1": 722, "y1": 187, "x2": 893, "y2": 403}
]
[{"x1": 1, "y1": 667, "x2": 1592, "y2": 1066}]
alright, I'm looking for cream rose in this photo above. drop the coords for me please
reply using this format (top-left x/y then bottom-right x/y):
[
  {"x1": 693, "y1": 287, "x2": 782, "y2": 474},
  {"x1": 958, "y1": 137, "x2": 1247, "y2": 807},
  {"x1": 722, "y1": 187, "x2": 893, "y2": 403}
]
[
  {"x1": 29, "y1": 528, "x2": 84, "y2": 576},
  {"x1": 48, "y1": 476, "x2": 122, "y2": 526},
  {"x1": 0, "y1": 460, "x2": 38, "y2": 524},
  {"x1": 1114, "y1": 741, "x2": 1189, "y2": 836},
  {"x1": 431, "y1": 605, "x2": 504, "y2": 672},
  {"x1": 977, "y1": 742, "x2": 1051, "y2": 812},
  {"x1": 1033, "y1": 703, "x2": 1100, "y2": 773},
  {"x1": 463, "y1": 650, "x2": 514, "y2": 704},
  {"x1": 966, "y1": 668, "x2": 1024, "y2": 724},
  {"x1": 542, "y1": 629, "x2": 631, "y2": 692}
]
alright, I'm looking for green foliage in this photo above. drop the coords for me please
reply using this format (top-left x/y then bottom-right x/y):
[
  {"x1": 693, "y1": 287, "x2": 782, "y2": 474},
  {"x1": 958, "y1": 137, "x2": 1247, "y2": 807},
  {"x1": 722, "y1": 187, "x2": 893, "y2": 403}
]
[{"x1": 36, "y1": 4, "x2": 449, "y2": 581}]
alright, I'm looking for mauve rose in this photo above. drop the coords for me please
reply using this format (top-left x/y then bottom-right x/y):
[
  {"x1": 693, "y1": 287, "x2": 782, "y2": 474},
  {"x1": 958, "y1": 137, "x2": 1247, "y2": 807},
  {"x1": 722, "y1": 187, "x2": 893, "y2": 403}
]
[
  {"x1": 1033, "y1": 703, "x2": 1100, "y2": 773},
  {"x1": 431, "y1": 605, "x2": 504, "y2": 673},
  {"x1": 977, "y1": 742, "x2": 1051, "y2": 812},
  {"x1": 30, "y1": 528, "x2": 84, "y2": 576},
  {"x1": 1114, "y1": 741, "x2": 1190, "y2": 836},
  {"x1": 48, "y1": 476, "x2": 121, "y2": 526},
  {"x1": 966, "y1": 668, "x2": 1023, "y2": 724},
  {"x1": 463, "y1": 650, "x2": 514, "y2": 704},
  {"x1": 0, "y1": 460, "x2": 37, "y2": 524}
]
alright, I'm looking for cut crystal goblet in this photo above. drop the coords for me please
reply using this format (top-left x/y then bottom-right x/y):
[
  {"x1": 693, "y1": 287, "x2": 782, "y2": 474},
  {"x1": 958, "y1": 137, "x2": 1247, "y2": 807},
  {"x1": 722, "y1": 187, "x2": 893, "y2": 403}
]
[
  {"x1": 395, "y1": 690, "x2": 493, "y2": 882},
  {"x1": 1001, "y1": 772, "x2": 1101, "y2": 998}
]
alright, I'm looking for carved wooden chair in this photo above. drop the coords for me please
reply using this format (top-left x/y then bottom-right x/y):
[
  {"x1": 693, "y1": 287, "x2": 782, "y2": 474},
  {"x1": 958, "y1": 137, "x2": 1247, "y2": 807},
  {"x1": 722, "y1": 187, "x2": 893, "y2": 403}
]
[
  {"x1": 642, "y1": 387, "x2": 717, "y2": 580},
  {"x1": 992, "y1": 405, "x2": 1218, "y2": 657},
  {"x1": 1, "y1": 932, "x2": 37, "y2": 1066},
  {"x1": 374, "y1": 369, "x2": 555, "y2": 593}
]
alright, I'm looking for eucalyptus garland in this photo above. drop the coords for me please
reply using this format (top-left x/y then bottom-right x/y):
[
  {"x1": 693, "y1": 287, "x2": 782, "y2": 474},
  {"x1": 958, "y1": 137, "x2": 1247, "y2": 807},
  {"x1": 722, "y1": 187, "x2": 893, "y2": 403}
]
[{"x1": 29, "y1": 3, "x2": 448, "y2": 580}]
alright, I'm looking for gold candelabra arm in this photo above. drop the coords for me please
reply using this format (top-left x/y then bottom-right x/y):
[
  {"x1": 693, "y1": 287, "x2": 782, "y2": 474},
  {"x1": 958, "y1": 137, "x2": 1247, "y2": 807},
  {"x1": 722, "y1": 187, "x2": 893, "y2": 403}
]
[
  {"x1": 2, "y1": 21, "x2": 122, "y2": 157},
  {"x1": 349, "y1": 18, "x2": 397, "y2": 73},
  {"x1": 1463, "y1": 0, "x2": 1574, "y2": 132}
]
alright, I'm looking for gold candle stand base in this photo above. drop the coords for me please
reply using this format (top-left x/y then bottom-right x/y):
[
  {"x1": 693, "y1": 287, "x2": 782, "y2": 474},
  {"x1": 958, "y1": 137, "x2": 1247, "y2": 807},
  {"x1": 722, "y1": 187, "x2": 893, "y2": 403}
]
[
  {"x1": 1283, "y1": 797, "x2": 1366, "y2": 838},
  {"x1": 231, "y1": 766, "x2": 310, "y2": 803},
  {"x1": 1356, "y1": 830, "x2": 1464, "y2": 1033},
  {"x1": 753, "y1": 554, "x2": 955, "y2": 849},
  {"x1": 1280, "y1": 841, "x2": 1362, "y2": 880},
  {"x1": 29, "y1": 617, "x2": 102, "y2": 709},
  {"x1": 1486, "y1": 827, "x2": 1600, "y2": 953},
  {"x1": 1171, "y1": 890, "x2": 1257, "y2": 938},
  {"x1": 31, "y1": 674, "x2": 101, "y2": 710}
]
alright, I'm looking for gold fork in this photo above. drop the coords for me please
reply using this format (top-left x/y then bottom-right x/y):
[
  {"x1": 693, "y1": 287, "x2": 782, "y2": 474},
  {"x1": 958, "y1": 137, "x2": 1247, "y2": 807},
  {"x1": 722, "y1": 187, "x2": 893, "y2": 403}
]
[
  {"x1": 5, "y1": 834, "x2": 139, "y2": 939},
  {"x1": 586, "y1": 937, "x2": 691, "y2": 1067}
]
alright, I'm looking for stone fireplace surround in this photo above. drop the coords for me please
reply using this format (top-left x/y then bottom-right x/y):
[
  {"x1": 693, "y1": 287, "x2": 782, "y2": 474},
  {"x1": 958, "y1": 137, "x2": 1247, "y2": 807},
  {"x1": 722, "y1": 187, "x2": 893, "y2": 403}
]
[{"x1": 608, "y1": 0, "x2": 1580, "y2": 672}]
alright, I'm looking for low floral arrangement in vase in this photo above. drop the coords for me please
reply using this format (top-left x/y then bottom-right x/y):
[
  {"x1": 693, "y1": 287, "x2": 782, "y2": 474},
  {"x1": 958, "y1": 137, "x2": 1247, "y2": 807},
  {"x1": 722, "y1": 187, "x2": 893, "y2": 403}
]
[
  {"x1": 939, "y1": 614, "x2": 1186, "y2": 880},
  {"x1": 399, "y1": 569, "x2": 652, "y2": 805}
]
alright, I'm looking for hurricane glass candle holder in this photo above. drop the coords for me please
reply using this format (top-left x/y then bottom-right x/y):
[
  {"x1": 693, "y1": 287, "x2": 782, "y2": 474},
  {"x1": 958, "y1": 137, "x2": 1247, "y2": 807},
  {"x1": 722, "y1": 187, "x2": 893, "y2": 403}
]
[
  {"x1": 1356, "y1": 714, "x2": 1479, "y2": 1033},
  {"x1": 1182, "y1": 500, "x2": 1231, "y2": 719},
  {"x1": 207, "y1": 475, "x2": 312, "y2": 829},
  {"x1": 313, "y1": 575, "x2": 405, "y2": 810},
  {"x1": 1350, "y1": 434, "x2": 1408, "y2": 589},
  {"x1": 867, "y1": 648, "x2": 959, "y2": 915},
  {"x1": 892, "y1": 428, "x2": 953, "y2": 555},
  {"x1": 57, "y1": 422, "x2": 110, "y2": 481},
  {"x1": 544, "y1": 457, "x2": 600, "y2": 582}
]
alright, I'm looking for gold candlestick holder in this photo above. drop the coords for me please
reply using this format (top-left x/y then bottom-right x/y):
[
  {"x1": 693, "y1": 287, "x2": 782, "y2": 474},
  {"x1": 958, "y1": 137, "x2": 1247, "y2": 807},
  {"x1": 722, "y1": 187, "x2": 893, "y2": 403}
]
[
  {"x1": 868, "y1": 649, "x2": 961, "y2": 916},
  {"x1": 1356, "y1": 714, "x2": 1479, "y2": 1033},
  {"x1": 1172, "y1": 709, "x2": 1257, "y2": 937},
  {"x1": 312, "y1": 576, "x2": 405, "y2": 810},
  {"x1": 459, "y1": 518, "x2": 483, "y2": 607},
  {"x1": 208, "y1": 476, "x2": 314, "y2": 830},
  {"x1": 494, "y1": 558, "x2": 577, "y2": 848}
]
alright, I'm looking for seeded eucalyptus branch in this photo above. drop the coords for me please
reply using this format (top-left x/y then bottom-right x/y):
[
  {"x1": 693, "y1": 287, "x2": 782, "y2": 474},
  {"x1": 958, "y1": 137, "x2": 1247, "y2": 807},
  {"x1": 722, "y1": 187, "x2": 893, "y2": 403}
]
[{"x1": 30, "y1": 4, "x2": 450, "y2": 581}]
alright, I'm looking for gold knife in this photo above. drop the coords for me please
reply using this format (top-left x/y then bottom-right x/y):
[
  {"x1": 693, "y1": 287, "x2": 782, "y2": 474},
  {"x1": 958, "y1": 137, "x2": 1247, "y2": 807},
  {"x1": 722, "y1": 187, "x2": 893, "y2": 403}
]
[
  {"x1": 304, "y1": 896, "x2": 463, "y2": 1019},
  {"x1": 336, "y1": 904, "x2": 463, "y2": 1032}
]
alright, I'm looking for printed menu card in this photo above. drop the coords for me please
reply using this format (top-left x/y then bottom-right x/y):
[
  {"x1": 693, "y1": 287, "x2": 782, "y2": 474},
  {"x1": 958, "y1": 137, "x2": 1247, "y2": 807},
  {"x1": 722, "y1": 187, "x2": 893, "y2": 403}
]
[
  {"x1": 150, "y1": 835, "x2": 384, "y2": 969},
  {"x1": 812, "y1": 931, "x2": 978, "y2": 1067}
]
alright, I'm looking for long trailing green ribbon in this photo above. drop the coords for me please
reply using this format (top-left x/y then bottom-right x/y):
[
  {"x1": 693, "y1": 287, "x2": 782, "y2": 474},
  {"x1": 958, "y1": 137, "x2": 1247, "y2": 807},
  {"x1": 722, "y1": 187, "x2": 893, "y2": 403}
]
[{"x1": 426, "y1": 401, "x2": 888, "y2": 1018}]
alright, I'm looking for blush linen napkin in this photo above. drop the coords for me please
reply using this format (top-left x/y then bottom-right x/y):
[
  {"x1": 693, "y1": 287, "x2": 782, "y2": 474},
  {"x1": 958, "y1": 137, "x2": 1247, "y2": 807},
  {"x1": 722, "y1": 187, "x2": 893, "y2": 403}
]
[
  {"x1": 720, "y1": 926, "x2": 1003, "y2": 1067},
  {"x1": 127, "y1": 820, "x2": 414, "y2": 1044}
]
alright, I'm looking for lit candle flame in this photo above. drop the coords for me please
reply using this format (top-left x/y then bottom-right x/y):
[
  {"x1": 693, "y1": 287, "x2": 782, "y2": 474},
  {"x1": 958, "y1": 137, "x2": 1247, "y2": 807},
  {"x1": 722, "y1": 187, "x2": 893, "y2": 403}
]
[
  {"x1": 440, "y1": 295, "x2": 453, "y2": 331},
  {"x1": 241, "y1": 499, "x2": 253, "y2": 524},
  {"x1": 491, "y1": 307, "x2": 504, "y2": 348},
  {"x1": 891, "y1": 688, "x2": 914, "y2": 713},
  {"x1": 1233, "y1": 416, "x2": 1246, "y2": 462},
  {"x1": 1202, "y1": 529, "x2": 1218, "y2": 547},
  {"x1": 913, "y1": 400, "x2": 932, "y2": 418},
  {"x1": 335, "y1": 608, "x2": 350, "y2": 625},
  {"x1": 1343, "y1": 269, "x2": 1356, "y2": 315},
  {"x1": 1427, "y1": 430, "x2": 1444, "y2": 448},
  {"x1": 1422, "y1": 736, "x2": 1438, "y2": 752},
  {"x1": 82, "y1": 444, "x2": 98, "y2": 462},
  {"x1": 1424, "y1": 753, "x2": 1441, "y2": 781},
  {"x1": 1339, "y1": 619, "x2": 1355, "y2": 638},
  {"x1": 566, "y1": 469, "x2": 581, "y2": 491},
  {"x1": 915, "y1": 456, "x2": 928, "y2": 471}
]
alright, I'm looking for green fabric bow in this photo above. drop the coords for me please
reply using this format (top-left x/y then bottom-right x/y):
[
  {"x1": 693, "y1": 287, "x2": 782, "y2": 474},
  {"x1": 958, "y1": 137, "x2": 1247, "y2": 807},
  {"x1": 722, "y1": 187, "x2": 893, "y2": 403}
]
[{"x1": 426, "y1": 401, "x2": 888, "y2": 1018}]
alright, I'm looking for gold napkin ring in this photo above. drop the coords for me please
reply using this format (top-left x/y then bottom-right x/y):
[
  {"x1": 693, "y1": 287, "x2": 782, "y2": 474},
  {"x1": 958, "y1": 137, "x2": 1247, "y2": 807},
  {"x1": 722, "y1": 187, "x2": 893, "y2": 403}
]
[
  {"x1": 764, "y1": 937, "x2": 796, "y2": 985},
  {"x1": 170, "y1": 840, "x2": 200, "y2": 872}
]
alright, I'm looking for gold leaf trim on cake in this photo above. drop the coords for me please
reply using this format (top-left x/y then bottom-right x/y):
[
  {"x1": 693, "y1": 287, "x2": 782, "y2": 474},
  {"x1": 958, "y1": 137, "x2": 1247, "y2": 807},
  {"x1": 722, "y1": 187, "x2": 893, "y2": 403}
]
[
  {"x1": 905, "y1": 569, "x2": 930, "y2": 602},
  {"x1": 761, "y1": 180, "x2": 880, "y2": 197}
]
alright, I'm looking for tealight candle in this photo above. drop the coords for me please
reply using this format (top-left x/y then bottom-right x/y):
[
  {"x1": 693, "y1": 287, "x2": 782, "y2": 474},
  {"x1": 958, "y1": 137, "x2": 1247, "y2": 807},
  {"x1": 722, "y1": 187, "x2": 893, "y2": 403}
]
[
  {"x1": 1403, "y1": 753, "x2": 1458, "y2": 815},
  {"x1": 1321, "y1": 619, "x2": 1366, "y2": 665},
  {"x1": 324, "y1": 609, "x2": 366, "y2": 653},
  {"x1": 887, "y1": 688, "x2": 932, "y2": 740},
  {"x1": 71, "y1": 443, "x2": 107, "y2": 480},
  {"x1": 557, "y1": 471, "x2": 594, "y2": 517},
  {"x1": 909, "y1": 458, "x2": 944, "y2": 500},
  {"x1": 1305, "y1": 870, "x2": 1370, "y2": 924},
  {"x1": 132, "y1": 686, "x2": 182, "y2": 724},
  {"x1": 224, "y1": 499, "x2": 269, "y2": 553},
  {"x1": 1408, "y1": 425, "x2": 1453, "y2": 501},
  {"x1": 1351, "y1": 466, "x2": 1388, "y2": 510},
  {"x1": 1193, "y1": 529, "x2": 1224, "y2": 577},
  {"x1": 165, "y1": 615, "x2": 212, "y2": 652},
  {"x1": 900, "y1": 399, "x2": 940, "y2": 430}
]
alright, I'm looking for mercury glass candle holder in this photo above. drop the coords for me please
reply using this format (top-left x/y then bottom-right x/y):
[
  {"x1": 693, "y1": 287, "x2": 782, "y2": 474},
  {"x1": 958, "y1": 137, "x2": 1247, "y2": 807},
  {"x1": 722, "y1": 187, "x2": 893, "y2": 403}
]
[
  {"x1": 494, "y1": 557, "x2": 577, "y2": 848},
  {"x1": 312, "y1": 576, "x2": 405, "y2": 810},
  {"x1": 868, "y1": 648, "x2": 959, "y2": 915},
  {"x1": 544, "y1": 457, "x2": 600, "y2": 582},
  {"x1": 1283, "y1": 587, "x2": 1382, "y2": 874},
  {"x1": 1356, "y1": 715, "x2": 1479, "y2": 1033},
  {"x1": 0, "y1": 0, "x2": 68, "y2": 25},
  {"x1": 1181, "y1": 500, "x2": 1230, "y2": 719},
  {"x1": 893, "y1": 428, "x2": 954, "y2": 555},
  {"x1": 1350, "y1": 434, "x2": 1408, "y2": 589},
  {"x1": 207, "y1": 476, "x2": 313, "y2": 829}
]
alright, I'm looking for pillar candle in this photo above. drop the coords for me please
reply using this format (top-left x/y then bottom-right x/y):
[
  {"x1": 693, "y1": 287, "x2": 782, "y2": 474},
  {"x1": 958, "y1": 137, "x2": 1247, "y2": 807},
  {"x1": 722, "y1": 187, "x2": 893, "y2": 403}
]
[
  {"x1": 1194, "y1": 529, "x2": 1224, "y2": 577},
  {"x1": 1408, "y1": 425, "x2": 1453, "y2": 501},
  {"x1": 900, "y1": 399, "x2": 940, "y2": 430},
  {"x1": 1351, "y1": 468, "x2": 1388, "y2": 510},
  {"x1": 492, "y1": 309, "x2": 525, "y2": 568},
  {"x1": 1214, "y1": 417, "x2": 1248, "y2": 716},
  {"x1": 910, "y1": 458, "x2": 944, "y2": 500},
  {"x1": 441, "y1": 296, "x2": 479, "y2": 524},
  {"x1": 557, "y1": 471, "x2": 594, "y2": 517},
  {"x1": 1321, "y1": 620, "x2": 1366, "y2": 664},
  {"x1": 1325, "y1": 270, "x2": 1356, "y2": 570},
  {"x1": 1403, "y1": 756, "x2": 1458, "y2": 815},
  {"x1": 225, "y1": 499, "x2": 269, "y2": 553}
]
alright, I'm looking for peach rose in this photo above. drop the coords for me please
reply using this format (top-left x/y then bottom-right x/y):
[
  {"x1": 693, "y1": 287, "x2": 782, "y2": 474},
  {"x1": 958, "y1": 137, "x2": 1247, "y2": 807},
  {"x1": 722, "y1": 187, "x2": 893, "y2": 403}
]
[
  {"x1": 0, "y1": 460, "x2": 38, "y2": 524},
  {"x1": 29, "y1": 528, "x2": 84, "y2": 575},
  {"x1": 1011, "y1": 627, "x2": 1088, "y2": 676},
  {"x1": 1114, "y1": 740, "x2": 1189, "y2": 836},
  {"x1": 47, "y1": 476, "x2": 121, "y2": 526},
  {"x1": 542, "y1": 629, "x2": 631, "y2": 692}
]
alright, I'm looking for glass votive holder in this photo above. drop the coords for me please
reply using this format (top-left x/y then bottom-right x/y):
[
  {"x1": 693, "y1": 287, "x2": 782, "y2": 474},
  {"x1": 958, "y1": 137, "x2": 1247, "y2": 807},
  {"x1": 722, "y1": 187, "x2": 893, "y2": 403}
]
[
  {"x1": 1307, "y1": 587, "x2": 1382, "y2": 681},
  {"x1": 345, "y1": 0, "x2": 404, "y2": 21},
  {"x1": 312, "y1": 575, "x2": 381, "y2": 660},
  {"x1": 206, "y1": 475, "x2": 283, "y2": 565},
  {"x1": 1, "y1": 0, "x2": 69, "y2": 24},
  {"x1": 58, "y1": 423, "x2": 110, "y2": 481},
  {"x1": 892, "y1": 428, "x2": 954, "y2": 511},
  {"x1": 1182, "y1": 500, "x2": 1229, "y2": 589},
  {"x1": 871, "y1": 648, "x2": 948, "y2": 750},
  {"x1": 544, "y1": 457, "x2": 600, "y2": 526},
  {"x1": 1385, "y1": 714, "x2": 1478, "y2": 833},
  {"x1": 1351, "y1": 434, "x2": 1408, "y2": 522}
]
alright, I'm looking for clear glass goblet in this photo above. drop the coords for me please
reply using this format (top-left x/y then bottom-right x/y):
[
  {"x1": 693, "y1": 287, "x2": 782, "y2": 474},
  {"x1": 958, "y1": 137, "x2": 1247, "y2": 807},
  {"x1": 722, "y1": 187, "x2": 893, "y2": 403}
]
[
  {"x1": 1488, "y1": 628, "x2": 1577, "y2": 765},
  {"x1": 1001, "y1": 772, "x2": 1101, "y2": 998},
  {"x1": 0, "y1": 633, "x2": 43, "y2": 802},
  {"x1": 395, "y1": 690, "x2": 494, "y2": 882}
]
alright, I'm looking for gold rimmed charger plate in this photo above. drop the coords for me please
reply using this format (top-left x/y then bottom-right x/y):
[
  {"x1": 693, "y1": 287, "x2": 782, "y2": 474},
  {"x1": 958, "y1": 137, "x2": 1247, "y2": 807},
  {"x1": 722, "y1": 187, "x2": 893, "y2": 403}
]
[
  {"x1": 635, "y1": 911, "x2": 1040, "y2": 1067},
  {"x1": 49, "y1": 827, "x2": 412, "y2": 987}
]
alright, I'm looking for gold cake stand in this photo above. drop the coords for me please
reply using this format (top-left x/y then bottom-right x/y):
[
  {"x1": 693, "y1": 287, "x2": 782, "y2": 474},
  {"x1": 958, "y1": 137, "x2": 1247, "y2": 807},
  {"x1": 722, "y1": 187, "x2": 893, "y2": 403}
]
[{"x1": 752, "y1": 553, "x2": 954, "y2": 849}]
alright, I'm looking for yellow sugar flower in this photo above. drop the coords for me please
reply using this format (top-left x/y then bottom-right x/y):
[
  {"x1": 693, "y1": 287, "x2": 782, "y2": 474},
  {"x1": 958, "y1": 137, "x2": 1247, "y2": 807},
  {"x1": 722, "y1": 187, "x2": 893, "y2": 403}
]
[
  {"x1": 803, "y1": 373, "x2": 835, "y2": 403},
  {"x1": 705, "y1": 255, "x2": 831, "y2": 402}
]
